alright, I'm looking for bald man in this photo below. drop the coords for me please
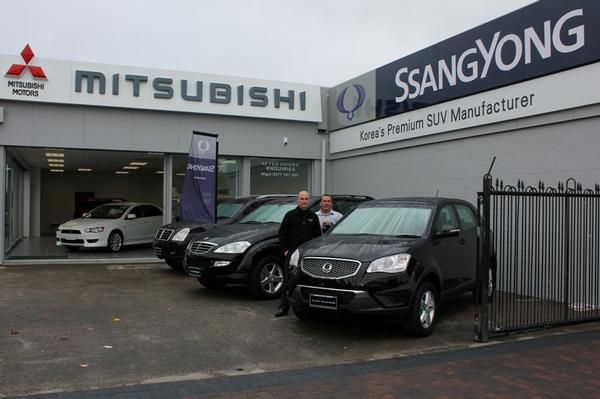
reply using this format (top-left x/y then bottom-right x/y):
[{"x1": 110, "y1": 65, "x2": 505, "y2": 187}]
[{"x1": 276, "y1": 190, "x2": 321, "y2": 317}]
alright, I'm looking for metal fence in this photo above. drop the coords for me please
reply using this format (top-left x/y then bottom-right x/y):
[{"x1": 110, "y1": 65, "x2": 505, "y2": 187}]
[{"x1": 475, "y1": 174, "x2": 600, "y2": 342}]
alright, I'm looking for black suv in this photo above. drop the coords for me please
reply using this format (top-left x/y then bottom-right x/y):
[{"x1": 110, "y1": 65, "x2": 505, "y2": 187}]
[
  {"x1": 153, "y1": 195, "x2": 293, "y2": 269},
  {"x1": 184, "y1": 195, "x2": 373, "y2": 298},
  {"x1": 289, "y1": 197, "x2": 495, "y2": 337}
]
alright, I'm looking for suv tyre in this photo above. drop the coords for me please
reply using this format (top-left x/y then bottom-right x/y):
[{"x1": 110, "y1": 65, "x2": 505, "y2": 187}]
[
  {"x1": 249, "y1": 255, "x2": 284, "y2": 299},
  {"x1": 405, "y1": 281, "x2": 437, "y2": 337}
]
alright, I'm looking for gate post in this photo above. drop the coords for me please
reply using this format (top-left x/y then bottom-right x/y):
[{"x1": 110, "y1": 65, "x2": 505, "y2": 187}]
[
  {"x1": 475, "y1": 173, "x2": 492, "y2": 342},
  {"x1": 563, "y1": 195, "x2": 570, "y2": 319}
]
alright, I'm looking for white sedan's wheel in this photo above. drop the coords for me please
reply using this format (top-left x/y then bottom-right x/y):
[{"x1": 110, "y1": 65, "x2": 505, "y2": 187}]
[{"x1": 108, "y1": 231, "x2": 123, "y2": 252}]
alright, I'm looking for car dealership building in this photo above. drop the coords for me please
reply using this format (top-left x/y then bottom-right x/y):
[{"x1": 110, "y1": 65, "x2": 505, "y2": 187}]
[{"x1": 1, "y1": 0, "x2": 599, "y2": 263}]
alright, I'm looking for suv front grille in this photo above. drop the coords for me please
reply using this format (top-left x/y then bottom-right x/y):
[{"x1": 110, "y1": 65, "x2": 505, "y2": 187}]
[
  {"x1": 301, "y1": 257, "x2": 361, "y2": 279},
  {"x1": 189, "y1": 241, "x2": 218, "y2": 255},
  {"x1": 155, "y1": 228, "x2": 174, "y2": 241}
]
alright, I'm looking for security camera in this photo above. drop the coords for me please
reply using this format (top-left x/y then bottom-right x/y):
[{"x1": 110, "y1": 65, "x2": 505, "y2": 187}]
[{"x1": 283, "y1": 137, "x2": 288, "y2": 145}]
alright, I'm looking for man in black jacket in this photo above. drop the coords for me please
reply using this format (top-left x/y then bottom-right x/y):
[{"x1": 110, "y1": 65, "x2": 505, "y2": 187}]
[{"x1": 275, "y1": 190, "x2": 321, "y2": 317}]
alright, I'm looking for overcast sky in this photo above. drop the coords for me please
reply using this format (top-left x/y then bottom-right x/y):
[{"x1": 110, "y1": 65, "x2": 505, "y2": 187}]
[{"x1": 1, "y1": 0, "x2": 536, "y2": 87}]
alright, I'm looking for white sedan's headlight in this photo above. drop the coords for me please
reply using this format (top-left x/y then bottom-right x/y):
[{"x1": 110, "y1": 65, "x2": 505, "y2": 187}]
[
  {"x1": 84, "y1": 226, "x2": 105, "y2": 233},
  {"x1": 289, "y1": 249, "x2": 300, "y2": 267},
  {"x1": 214, "y1": 241, "x2": 251, "y2": 254},
  {"x1": 171, "y1": 228, "x2": 190, "y2": 242},
  {"x1": 366, "y1": 254, "x2": 411, "y2": 274}
]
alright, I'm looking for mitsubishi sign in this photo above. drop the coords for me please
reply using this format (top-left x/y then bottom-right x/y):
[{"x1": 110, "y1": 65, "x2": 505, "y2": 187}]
[{"x1": 0, "y1": 46, "x2": 322, "y2": 123}]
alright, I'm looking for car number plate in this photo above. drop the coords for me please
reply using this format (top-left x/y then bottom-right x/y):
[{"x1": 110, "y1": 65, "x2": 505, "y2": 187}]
[{"x1": 309, "y1": 293, "x2": 338, "y2": 310}]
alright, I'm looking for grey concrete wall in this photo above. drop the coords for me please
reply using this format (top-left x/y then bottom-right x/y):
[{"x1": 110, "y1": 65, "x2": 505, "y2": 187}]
[
  {"x1": 0, "y1": 101, "x2": 323, "y2": 159},
  {"x1": 329, "y1": 106, "x2": 600, "y2": 204}
]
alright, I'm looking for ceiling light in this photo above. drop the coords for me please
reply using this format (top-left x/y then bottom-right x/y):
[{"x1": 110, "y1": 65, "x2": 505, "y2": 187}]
[
  {"x1": 176, "y1": 173, "x2": 186, "y2": 176},
  {"x1": 123, "y1": 166, "x2": 139, "y2": 170},
  {"x1": 47, "y1": 158, "x2": 64, "y2": 163},
  {"x1": 49, "y1": 163, "x2": 64, "y2": 167},
  {"x1": 130, "y1": 162, "x2": 148, "y2": 166},
  {"x1": 115, "y1": 171, "x2": 129, "y2": 175},
  {"x1": 155, "y1": 171, "x2": 165, "y2": 174},
  {"x1": 78, "y1": 168, "x2": 92, "y2": 172},
  {"x1": 50, "y1": 169, "x2": 64, "y2": 173},
  {"x1": 45, "y1": 152, "x2": 64, "y2": 158}
]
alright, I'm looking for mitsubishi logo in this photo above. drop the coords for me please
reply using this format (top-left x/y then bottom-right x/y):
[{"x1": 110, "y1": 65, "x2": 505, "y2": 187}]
[
  {"x1": 322, "y1": 262, "x2": 333, "y2": 273},
  {"x1": 6, "y1": 44, "x2": 47, "y2": 79}
]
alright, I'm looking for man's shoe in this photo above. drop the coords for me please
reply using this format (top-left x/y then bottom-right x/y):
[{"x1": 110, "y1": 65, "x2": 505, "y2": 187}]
[{"x1": 275, "y1": 304, "x2": 290, "y2": 317}]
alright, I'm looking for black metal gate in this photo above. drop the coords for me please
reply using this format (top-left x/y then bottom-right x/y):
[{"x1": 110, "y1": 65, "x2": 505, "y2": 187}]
[{"x1": 475, "y1": 172, "x2": 600, "y2": 342}]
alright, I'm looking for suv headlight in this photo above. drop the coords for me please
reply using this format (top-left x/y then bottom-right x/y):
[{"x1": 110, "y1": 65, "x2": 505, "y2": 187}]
[
  {"x1": 84, "y1": 226, "x2": 105, "y2": 233},
  {"x1": 171, "y1": 228, "x2": 190, "y2": 242},
  {"x1": 214, "y1": 241, "x2": 251, "y2": 254},
  {"x1": 366, "y1": 254, "x2": 411, "y2": 274},
  {"x1": 289, "y1": 249, "x2": 300, "y2": 267}
]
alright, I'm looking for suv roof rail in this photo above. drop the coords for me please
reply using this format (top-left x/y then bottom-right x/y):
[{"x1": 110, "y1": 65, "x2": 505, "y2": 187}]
[{"x1": 256, "y1": 194, "x2": 296, "y2": 199}]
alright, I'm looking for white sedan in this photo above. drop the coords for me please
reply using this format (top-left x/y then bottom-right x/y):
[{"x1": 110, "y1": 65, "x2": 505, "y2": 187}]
[{"x1": 56, "y1": 202, "x2": 164, "y2": 252}]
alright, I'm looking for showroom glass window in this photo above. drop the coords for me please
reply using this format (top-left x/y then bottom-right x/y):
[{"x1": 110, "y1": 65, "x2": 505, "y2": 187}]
[
  {"x1": 171, "y1": 156, "x2": 240, "y2": 221},
  {"x1": 4, "y1": 154, "x2": 24, "y2": 254},
  {"x1": 250, "y1": 158, "x2": 311, "y2": 195}
]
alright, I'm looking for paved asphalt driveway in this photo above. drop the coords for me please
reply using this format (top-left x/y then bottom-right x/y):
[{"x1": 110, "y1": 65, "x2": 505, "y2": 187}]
[{"x1": 0, "y1": 262, "x2": 483, "y2": 397}]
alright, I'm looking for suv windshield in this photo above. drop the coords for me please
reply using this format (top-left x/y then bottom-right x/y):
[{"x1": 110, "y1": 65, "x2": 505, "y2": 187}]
[
  {"x1": 217, "y1": 200, "x2": 245, "y2": 219},
  {"x1": 330, "y1": 203, "x2": 433, "y2": 236},
  {"x1": 239, "y1": 202, "x2": 297, "y2": 224},
  {"x1": 84, "y1": 204, "x2": 130, "y2": 219}
]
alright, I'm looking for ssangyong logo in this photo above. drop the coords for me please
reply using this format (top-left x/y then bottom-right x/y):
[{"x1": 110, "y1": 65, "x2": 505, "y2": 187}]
[
  {"x1": 336, "y1": 83, "x2": 366, "y2": 121},
  {"x1": 197, "y1": 139, "x2": 210, "y2": 155},
  {"x1": 6, "y1": 44, "x2": 46, "y2": 79}
]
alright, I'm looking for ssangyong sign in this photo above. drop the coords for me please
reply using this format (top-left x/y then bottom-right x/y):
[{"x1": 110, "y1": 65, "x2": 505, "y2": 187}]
[
  {"x1": 0, "y1": 49, "x2": 322, "y2": 122},
  {"x1": 329, "y1": 0, "x2": 600, "y2": 152},
  {"x1": 329, "y1": 0, "x2": 600, "y2": 132}
]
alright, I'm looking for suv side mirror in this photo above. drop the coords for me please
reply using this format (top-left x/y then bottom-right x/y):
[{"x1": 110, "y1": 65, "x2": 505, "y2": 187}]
[
  {"x1": 434, "y1": 227, "x2": 460, "y2": 238},
  {"x1": 126, "y1": 213, "x2": 137, "y2": 220}
]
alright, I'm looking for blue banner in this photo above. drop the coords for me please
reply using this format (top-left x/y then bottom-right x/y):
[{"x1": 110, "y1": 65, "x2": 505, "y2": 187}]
[{"x1": 181, "y1": 131, "x2": 218, "y2": 223}]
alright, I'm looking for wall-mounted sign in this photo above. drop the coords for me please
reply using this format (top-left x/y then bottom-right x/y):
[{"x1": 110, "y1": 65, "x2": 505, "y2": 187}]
[
  {"x1": 330, "y1": 61, "x2": 600, "y2": 153},
  {"x1": 250, "y1": 158, "x2": 310, "y2": 194},
  {"x1": 0, "y1": 49, "x2": 322, "y2": 123},
  {"x1": 329, "y1": 0, "x2": 600, "y2": 132}
]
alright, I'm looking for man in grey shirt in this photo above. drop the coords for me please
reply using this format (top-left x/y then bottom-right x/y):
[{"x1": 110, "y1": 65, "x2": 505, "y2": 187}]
[{"x1": 315, "y1": 194, "x2": 343, "y2": 233}]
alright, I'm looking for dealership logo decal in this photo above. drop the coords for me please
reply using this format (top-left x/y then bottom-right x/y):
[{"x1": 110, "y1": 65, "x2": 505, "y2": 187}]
[
  {"x1": 336, "y1": 83, "x2": 366, "y2": 120},
  {"x1": 6, "y1": 44, "x2": 47, "y2": 79},
  {"x1": 5, "y1": 44, "x2": 47, "y2": 97},
  {"x1": 197, "y1": 139, "x2": 210, "y2": 154}
]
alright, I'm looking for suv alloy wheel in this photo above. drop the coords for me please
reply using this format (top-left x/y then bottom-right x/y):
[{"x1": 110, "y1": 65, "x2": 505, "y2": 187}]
[
  {"x1": 405, "y1": 281, "x2": 437, "y2": 337},
  {"x1": 249, "y1": 255, "x2": 284, "y2": 299}
]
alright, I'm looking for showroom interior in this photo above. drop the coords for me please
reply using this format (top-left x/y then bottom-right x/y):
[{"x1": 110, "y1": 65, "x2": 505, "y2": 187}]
[{"x1": 1, "y1": 143, "x2": 317, "y2": 262}]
